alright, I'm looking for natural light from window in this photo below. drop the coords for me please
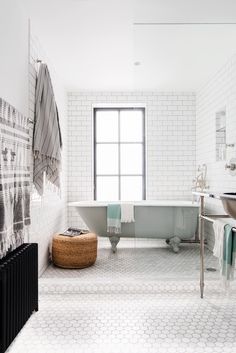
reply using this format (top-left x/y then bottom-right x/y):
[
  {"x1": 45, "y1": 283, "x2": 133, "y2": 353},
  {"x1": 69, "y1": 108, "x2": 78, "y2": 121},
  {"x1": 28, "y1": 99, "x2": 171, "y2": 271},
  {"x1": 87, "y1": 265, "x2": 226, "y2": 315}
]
[{"x1": 94, "y1": 108, "x2": 145, "y2": 201}]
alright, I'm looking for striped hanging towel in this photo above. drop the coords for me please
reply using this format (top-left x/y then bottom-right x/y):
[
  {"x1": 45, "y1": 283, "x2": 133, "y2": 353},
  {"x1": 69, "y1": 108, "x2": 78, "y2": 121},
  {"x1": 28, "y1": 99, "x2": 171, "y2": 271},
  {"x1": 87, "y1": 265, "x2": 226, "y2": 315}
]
[
  {"x1": 33, "y1": 63, "x2": 62, "y2": 196},
  {"x1": 107, "y1": 204, "x2": 121, "y2": 234},
  {"x1": 221, "y1": 224, "x2": 236, "y2": 287},
  {"x1": 0, "y1": 98, "x2": 31, "y2": 258}
]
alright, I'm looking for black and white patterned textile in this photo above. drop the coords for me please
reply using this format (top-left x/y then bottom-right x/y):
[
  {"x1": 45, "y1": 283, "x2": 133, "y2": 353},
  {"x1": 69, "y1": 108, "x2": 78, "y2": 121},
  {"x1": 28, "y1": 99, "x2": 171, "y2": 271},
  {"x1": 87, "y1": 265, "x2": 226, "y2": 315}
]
[{"x1": 0, "y1": 98, "x2": 31, "y2": 258}]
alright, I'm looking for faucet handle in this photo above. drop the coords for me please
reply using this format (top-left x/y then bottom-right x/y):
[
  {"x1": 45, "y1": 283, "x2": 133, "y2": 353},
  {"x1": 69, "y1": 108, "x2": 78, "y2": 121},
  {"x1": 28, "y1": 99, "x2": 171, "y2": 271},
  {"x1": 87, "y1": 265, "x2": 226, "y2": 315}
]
[{"x1": 225, "y1": 163, "x2": 236, "y2": 171}]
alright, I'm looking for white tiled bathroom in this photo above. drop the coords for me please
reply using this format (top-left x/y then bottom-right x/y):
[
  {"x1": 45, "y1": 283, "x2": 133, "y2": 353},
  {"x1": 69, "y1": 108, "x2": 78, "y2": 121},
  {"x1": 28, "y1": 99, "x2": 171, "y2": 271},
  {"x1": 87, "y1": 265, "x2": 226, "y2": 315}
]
[{"x1": 1, "y1": 1, "x2": 236, "y2": 353}]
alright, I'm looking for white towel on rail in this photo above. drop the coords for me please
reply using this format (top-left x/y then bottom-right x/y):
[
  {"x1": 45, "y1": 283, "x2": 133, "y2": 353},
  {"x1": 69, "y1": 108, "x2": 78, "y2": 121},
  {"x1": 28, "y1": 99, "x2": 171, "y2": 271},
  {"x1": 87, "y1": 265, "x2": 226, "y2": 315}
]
[
  {"x1": 120, "y1": 204, "x2": 135, "y2": 223},
  {"x1": 213, "y1": 219, "x2": 226, "y2": 259}
]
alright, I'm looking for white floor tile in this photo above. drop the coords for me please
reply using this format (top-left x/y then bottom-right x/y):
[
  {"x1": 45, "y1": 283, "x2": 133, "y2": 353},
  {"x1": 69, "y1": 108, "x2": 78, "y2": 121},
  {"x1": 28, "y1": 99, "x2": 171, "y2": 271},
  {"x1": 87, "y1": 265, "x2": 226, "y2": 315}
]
[
  {"x1": 7, "y1": 293, "x2": 236, "y2": 353},
  {"x1": 6, "y1": 241, "x2": 236, "y2": 353}
]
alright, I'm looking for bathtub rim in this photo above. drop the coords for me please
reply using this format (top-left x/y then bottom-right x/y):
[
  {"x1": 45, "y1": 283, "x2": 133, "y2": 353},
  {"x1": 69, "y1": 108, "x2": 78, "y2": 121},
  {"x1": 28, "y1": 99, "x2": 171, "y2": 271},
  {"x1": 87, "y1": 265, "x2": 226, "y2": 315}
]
[{"x1": 68, "y1": 200, "x2": 199, "y2": 208}]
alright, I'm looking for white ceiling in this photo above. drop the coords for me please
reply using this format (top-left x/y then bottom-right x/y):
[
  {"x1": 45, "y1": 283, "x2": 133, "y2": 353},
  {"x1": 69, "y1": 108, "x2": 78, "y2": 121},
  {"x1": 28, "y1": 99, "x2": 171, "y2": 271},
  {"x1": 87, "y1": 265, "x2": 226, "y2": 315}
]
[
  {"x1": 134, "y1": 0, "x2": 236, "y2": 23},
  {"x1": 134, "y1": 25, "x2": 236, "y2": 91},
  {"x1": 20, "y1": 0, "x2": 236, "y2": 91}
]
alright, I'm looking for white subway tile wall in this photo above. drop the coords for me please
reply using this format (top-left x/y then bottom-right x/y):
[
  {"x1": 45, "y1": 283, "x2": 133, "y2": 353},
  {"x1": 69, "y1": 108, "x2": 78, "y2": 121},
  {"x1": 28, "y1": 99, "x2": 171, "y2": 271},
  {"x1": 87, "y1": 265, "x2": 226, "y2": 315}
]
[
  {"x1": 29, "y1": 32, "x2": 67, "y2": 275},
  {"x1": 196, "y1": 55, "x2": 236, "y2": 250},
  {"x1": 67, "y1": 91, "x2": 196, "y2": 227}
]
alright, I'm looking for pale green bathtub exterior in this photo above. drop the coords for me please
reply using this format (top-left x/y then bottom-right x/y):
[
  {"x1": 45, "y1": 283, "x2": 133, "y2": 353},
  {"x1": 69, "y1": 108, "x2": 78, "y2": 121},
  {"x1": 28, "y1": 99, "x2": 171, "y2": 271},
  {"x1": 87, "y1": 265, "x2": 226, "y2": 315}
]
[{"x1": 69, "y1": 201, "x2": 199, "y2": 240}]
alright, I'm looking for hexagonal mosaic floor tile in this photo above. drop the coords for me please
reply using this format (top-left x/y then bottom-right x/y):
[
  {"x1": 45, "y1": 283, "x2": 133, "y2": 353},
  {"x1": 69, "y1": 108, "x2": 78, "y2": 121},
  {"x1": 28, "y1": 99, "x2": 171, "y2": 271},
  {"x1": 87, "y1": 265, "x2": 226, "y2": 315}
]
[{"x1": 7, "y1": 292, "x2": 236, "y2": 353}]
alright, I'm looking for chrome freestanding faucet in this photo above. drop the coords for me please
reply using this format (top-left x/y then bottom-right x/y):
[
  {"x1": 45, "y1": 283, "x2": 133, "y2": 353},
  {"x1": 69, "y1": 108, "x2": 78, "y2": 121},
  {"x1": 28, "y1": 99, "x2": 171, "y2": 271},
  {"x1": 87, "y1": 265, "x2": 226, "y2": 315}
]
[{"x1": 192, "y1": 164, "x2": 209, "y2": 193}]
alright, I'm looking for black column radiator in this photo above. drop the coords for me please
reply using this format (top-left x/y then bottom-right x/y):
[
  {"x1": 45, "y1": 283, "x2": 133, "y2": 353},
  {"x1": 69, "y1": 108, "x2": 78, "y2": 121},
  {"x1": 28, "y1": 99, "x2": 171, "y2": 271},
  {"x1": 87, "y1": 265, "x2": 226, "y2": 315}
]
[{"x1": 0, "y1": 243, "x2": 38, "y2": 353}]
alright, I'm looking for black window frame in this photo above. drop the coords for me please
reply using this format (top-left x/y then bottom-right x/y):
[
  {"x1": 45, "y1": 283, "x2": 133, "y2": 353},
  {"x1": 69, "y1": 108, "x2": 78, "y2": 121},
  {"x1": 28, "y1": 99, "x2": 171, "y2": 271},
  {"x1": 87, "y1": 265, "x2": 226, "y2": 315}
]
[{"x1": 93, "y1": 107, "x2": 146, "y2": 201}]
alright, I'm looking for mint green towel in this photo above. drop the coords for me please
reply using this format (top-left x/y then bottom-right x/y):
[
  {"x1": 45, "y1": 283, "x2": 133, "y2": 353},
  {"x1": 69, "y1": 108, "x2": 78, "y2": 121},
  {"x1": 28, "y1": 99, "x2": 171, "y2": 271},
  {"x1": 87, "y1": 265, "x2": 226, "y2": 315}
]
[
  {"x1": 222, "y1": 224, "x2": 236, "y2": 284},
  {"x1": 107, "y1": 204, "x2": 121, "y2": 234}
]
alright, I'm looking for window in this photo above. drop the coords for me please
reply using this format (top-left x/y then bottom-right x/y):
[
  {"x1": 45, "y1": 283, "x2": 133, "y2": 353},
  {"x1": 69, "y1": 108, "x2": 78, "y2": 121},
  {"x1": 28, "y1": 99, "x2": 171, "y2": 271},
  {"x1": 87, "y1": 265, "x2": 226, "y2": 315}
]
[{"x1": 94, "y1": 108, "x2": 146, "y2": 201}]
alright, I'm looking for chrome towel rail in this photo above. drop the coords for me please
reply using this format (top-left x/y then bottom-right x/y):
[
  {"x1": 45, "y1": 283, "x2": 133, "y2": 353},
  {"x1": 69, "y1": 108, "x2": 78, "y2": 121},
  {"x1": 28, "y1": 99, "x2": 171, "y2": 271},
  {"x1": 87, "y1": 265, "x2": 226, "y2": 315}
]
[{"x1": 198, "y1": 195, "x2": 236, "y2": 298}]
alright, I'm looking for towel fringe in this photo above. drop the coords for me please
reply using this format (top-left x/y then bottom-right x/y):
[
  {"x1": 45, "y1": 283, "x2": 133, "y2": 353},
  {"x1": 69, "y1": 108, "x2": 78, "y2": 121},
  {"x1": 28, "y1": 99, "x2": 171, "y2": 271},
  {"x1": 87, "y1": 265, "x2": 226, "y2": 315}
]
[{"x1": 107, "y1": 226, "x2": 120, "y2": 234}]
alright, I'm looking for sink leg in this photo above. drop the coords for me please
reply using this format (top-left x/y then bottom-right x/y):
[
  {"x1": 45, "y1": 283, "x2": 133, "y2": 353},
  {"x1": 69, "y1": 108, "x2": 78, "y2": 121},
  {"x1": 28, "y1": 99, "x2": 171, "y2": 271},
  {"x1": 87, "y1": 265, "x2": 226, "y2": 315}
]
[
  {"x1": 109, "y1": 235, "x2": 120, "y2": 253},
  {"x1": 169, "y1": 236, "x2": 181, "y2": 253}
]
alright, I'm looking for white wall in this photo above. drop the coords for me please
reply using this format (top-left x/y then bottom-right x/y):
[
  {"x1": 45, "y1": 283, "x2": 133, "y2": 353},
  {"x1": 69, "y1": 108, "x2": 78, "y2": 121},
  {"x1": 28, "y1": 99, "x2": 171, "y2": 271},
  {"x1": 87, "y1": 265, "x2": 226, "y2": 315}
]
[
  {"x1": 0, "y1": 0, "x2": 28, "y2": 116},
  {"x1": 67, "y1": 91, "x2": 196, "y2": 227},
  {"x1": 0, "y1": 0, "x2": 67, "y2": 275},
  {"x1": 196, "y1": 55, "x2": 236, "y2": 250}
]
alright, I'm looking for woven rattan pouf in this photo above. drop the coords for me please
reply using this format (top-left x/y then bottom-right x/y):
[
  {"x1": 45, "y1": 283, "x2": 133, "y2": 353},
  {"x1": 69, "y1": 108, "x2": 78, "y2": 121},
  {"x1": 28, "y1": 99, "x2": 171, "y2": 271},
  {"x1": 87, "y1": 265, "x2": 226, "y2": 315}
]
[{"x1": 52, "y1": 233, "x2": 97, "y2": 269}]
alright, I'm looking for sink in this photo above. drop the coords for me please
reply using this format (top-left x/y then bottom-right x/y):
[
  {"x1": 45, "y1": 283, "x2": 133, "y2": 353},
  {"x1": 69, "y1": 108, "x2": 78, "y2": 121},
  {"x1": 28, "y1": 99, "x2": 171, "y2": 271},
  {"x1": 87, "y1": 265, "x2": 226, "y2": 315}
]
[{"x1": 220, "y1": 193, "x2": 236, "y2": 219}]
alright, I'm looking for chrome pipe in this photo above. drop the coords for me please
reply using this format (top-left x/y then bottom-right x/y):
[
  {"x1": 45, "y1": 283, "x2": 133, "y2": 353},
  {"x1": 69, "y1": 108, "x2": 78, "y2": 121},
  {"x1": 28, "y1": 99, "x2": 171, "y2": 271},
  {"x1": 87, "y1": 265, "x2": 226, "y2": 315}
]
[{"x1": 199, "y1": 195, "x2": 205, "y2": 299}]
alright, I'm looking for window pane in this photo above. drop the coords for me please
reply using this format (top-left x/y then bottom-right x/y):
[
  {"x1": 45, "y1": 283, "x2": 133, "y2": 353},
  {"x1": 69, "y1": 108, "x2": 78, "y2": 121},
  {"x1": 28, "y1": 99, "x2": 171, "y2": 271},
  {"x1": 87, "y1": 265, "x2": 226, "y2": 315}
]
[
  {"x1": 96, "y1": 144, "x2": 118, "y2": 174},
  {"x1": 121, "y1": 176, "x2": 143, "y2": 201},
  {"x1": 96, "y1": 176, "x2": 119, "y2": 201},
  {"x1": 120, "y1": 110, "x2": 143, "y2": 142},
  {"x1": 120, "y1": 144, "x2": 143, "y2": 174},
  {"x1": 96, "y1": 110, "x2": 118, "y2": 142}
]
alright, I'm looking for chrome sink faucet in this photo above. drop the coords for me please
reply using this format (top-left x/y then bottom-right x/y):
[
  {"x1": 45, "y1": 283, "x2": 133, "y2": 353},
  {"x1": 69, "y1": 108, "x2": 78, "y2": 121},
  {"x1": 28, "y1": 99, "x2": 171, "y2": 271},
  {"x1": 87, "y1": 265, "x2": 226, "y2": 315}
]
[
  {"x1": 225, "y1": 161, "x2": 236, "y2": 171},
  {"x1": 192, "y1": 164, "x2": 209, "y2": 192},
  {"x1": 225, "y1": 158, "x2": 236, "y2": 176}
]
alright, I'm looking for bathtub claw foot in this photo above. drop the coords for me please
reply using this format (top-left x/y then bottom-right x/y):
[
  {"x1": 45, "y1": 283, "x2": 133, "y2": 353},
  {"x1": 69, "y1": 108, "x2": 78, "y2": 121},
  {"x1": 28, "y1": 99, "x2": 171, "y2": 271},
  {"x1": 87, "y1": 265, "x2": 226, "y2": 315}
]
[
  {"x1": 109, "y1": 235, "x2": 120, "y2": 253},
  {"x1": 169, "y1": 236, "x2": 181, "y2": 253}
]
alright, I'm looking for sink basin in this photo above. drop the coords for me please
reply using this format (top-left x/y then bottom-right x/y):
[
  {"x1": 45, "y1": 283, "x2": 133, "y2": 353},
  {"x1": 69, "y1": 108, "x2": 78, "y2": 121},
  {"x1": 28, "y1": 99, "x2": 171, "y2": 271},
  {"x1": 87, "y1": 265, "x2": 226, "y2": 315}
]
[{"x1": 220, "y1": 193, "x2": 236, "y2": 219}]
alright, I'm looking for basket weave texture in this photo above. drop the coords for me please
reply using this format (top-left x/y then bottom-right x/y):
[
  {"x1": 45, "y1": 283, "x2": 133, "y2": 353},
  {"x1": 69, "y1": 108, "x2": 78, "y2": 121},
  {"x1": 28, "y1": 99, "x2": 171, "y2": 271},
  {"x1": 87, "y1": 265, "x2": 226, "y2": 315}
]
[{"x1": 52, "y1": 233, "x2": 97, "y2": 269}]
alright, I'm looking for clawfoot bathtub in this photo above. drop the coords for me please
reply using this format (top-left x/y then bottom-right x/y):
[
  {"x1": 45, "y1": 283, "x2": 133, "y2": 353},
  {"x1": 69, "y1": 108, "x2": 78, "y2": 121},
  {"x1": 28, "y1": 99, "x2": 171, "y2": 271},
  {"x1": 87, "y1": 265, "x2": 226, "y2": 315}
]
[{"x1": 68, "y1": 201, "x2": 199, "y2": 253}]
